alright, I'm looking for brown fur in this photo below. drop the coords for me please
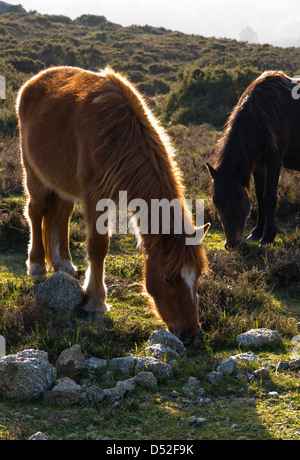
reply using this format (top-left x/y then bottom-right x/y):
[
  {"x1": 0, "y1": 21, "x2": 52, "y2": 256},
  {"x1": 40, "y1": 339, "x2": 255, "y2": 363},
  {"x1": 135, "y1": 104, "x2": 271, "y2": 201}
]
[{"x1": 17, "y1": 66, "x2": 209, "y2": 344}]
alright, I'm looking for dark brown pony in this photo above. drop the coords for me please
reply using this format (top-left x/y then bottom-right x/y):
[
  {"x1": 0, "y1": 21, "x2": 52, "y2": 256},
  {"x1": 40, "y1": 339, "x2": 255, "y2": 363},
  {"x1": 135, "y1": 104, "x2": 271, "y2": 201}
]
[
  {"x1": 17, "y1": 66, "x2": 209, "y2": 345},
  {"x1": 207, "y1": 70, "x2": 300, "y2": 248}
]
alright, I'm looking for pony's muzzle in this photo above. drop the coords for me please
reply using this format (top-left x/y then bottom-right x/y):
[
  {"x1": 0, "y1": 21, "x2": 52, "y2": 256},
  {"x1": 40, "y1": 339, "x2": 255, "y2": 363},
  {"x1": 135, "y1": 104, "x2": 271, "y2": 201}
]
[{"x1": 170, "y1": 326, "x2": 200, "y2": 346}]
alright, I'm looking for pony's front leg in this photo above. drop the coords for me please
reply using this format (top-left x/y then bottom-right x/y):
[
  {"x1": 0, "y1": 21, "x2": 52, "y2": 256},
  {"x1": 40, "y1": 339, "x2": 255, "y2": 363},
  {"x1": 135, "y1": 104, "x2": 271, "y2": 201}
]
[
  {"x1": 83, "y1": 228, "x2": 110, "y2": 320},
  {"x1": 247, "y1": 168, "x2": 266, "y2": 241},
  {"x1": 260, "y1": 160, "x2": 281, "y2": 245}
]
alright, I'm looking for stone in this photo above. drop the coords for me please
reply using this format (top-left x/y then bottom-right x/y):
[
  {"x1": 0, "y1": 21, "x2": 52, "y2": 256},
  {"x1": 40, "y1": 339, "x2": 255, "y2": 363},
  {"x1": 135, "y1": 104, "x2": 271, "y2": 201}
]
[
  {"x1": 29, "y1": 432, "x2": 49, "y2": 440},
  {"x1": 135, "y1": 357, "x2": 173, "y2": 380},
  {"x1": 145, "y1": 343, "x2": 179, "y2": 362},
  {"x1": 147, "y1": 329, "x2": 185, "y2": 354},
  {"x1": 108, "y1": 356, "x2": 136, "y2": 377},
  {"x1": 30, "y1": 272, "x2": 85, "y2": 312},
  {"x1": 134, "y1": 371, "x2": 157, "y2": 390},
  {"x1": 206, "y1": 371, "x2": 223, "y2": 384},
  {"x1": 277, "y1": 362, "x2": 290, "y2": 371},
  {"x1": 290, "y1": 359, "x2": 300, "y2": 371},
  {"x1": 268, "y1": 391, "x2": 279, "y2": 399},
  {"x1": 85, "y1": 357, "x2": 107, "y2": 371},
  {"x1": 186, "y1": 376, "x2": 201, "y2": 390},
  {"x1": 231, "y1": 351, "x2": 262, "y2": 367},
  {"x1": 216, "y1": 357, "x2": 238, "y2": 375},
  {"x1": 84, "y1": 386, "x2": 106, "y2": 405},
  {"x1": 103, "y1": 378, "x2": 136, "y2": 401},
  {"x1": 56, "y1": 344, "x2": 85, "y2": 377},
  {"x1": 189, "y1": 416, "x2": 206, "y2": 427},
  {"x1": 43, "y1": 377, "x2": 83, "y2": 405},
  {"x1": 0, "y1": 349, "x2": 55, "y2": 401},
  {"x1": 254, "y1": 367, "x2": 270, "y2": 379},
  {"x1": 236, "y1": 328, "x2": 282, "y2": 348}
]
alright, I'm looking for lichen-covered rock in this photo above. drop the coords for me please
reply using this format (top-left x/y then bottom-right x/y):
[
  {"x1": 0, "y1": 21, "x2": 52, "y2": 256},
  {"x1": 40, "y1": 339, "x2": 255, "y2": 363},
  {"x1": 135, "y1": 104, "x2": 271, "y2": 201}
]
[
  {"x1": 84, "y1": 385, "x2": 106, "y2": 405},
  {"x1": 134, "y1": 371, "x2": 157, "y2": 390},
  {"x1": 236, "y1": 329, "x2": 282, "y2": 348},
  {"x1": 108, "y1": 356, "x2": 137, "y2": 377},
  {"x1": 145, "y1": 343, "x2": 179, "y2": 362},
  {"x1": 103, "y1": 378, "x2": 136, "y2": 401},
  {"x1": 85, "y1": 357, "x2": 107, "y2": 371},
  {"x1": 56, "y1": 344, "x2": 85, "y2": 377},
  {"x1": 30, "y1": 272, "x2": 85, "y2": 312},
  {"x1": 135, "y1": 357, "x2": 172, "y2": 380},
  {"x1": 0, "y1": 349, "x2": 55, "y2": 400},
  {"x1": 43, "y1": 377, "x2": 83, "y2": 405},
  {"x1": 147, "y1": 329, "x2": 185, "y2": 354}
]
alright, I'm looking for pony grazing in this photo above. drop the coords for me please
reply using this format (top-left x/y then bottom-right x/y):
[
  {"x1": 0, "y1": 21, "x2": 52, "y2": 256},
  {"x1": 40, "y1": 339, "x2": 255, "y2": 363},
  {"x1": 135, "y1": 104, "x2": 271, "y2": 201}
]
[
  {"x1": 207, "y1": 70, "x2": 300, "y2": 248},
  {"x1": 17, "y1": 66, "x2": 209, "y2": 345}
]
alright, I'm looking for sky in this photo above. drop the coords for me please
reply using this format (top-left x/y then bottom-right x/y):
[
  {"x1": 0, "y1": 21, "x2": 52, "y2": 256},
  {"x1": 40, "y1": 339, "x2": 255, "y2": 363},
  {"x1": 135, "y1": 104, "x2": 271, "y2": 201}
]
[{"x1": 7, "y1": 0, "x2": 300, "y2": 46}]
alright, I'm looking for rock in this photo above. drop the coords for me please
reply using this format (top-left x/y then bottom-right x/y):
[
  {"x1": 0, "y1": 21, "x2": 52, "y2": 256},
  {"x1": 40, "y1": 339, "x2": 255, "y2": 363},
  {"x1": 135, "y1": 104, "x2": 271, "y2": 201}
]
[
  {"x1": 145, "y1": 343, "x2": 179, "y2": 362},
  {"x1": 56, "y1": 344, "x2": 85, "y2": 377},
  {"x1": 206, "y1": 371, "x2": 223, "y2": 384},
  {"x1": 108, "y1": 356, "x2": 137, "y2": 377},
  {"x1": 0, "y1": 349, "x2": 55, "y2": 401},
  {"x1": 236, "y1": 328, "x2": 282, "y2": 348},
  {"x1": 189, "y1": 416, "x2": 206, "y2": 427},
  {"x1": 277, "y1": 362, "x2": 290, "y2": 371},
  {"x1": 186, "y1": 376, "x2": 201, "y2": 390},
  {"x1": 216, "y1": 357, "x2": 238, "y2": 375},
  {"x1": 254, "y1": 368, "x2": 270, "y2": 379},
  {"x1": 231, "y1": 351, "x2": 262, "y2": 367},
  {"x1": 290, "y1": 359, "x2": 300, "y2": 371},
  {"x1": 85, "y1": 357, "x2": 107, "y2": 371},
  {"x1": 29, "y1": 432, "x2": 49, "y2": 440},
  {"x1": 103, "y1": 378, "x2": 136, "y2": 401},
  {"x1": 84, "y1": 386, "x2": 105, "y2": 405},
  {"x1": 147, "y1": 329, "x2": 185, "y2": 354},
  {"x1": 30, "y1": 272, "x2": 85, "y2": 312},
  {"x1": 135, "y1": 357, "x2": 173, "y2": 380},
  {"x1": 43, "y1": 377, "x2": 83, "y2": 405},
  {"x1": 268, "y1": 391, "x2": 279, "y2": 399},
  {"x1": 134, "y1": 371, "x2": 157, "y2": 390}
]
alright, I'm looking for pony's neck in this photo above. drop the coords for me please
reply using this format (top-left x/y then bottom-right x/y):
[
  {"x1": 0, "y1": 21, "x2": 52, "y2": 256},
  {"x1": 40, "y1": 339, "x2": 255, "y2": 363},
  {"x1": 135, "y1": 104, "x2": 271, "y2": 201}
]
[{"x1": 217, "y1": 127, "x2": 253, "y2": 189}]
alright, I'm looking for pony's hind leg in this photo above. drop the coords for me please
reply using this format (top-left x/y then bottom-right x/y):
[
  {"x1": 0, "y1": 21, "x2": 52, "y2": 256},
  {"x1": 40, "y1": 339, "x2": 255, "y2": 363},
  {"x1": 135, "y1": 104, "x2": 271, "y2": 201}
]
[
  {"x1": 24, "y1": 167, "x2": 50, "y2": 278},
  {"x1": 83, "y1": 214, "x2": 110, "y2": 319},
  {"x1": 48, "y1": 193, "x2": 76, "y2": 275}
]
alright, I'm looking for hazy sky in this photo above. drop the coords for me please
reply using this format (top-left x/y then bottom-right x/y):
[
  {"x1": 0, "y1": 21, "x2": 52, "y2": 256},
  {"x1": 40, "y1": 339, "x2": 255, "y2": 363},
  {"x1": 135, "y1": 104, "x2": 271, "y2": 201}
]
[{"x1": 7, "y1": 0, "x2": 300, "y2": 46}]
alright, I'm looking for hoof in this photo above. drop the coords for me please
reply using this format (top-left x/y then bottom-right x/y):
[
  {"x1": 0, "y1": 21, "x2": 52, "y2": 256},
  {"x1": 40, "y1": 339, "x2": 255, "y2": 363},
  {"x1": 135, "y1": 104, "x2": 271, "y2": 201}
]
[
  {"x1": 27, "y1": 263, "x2": 47, "y2": 279},
  {"x1": 54, "y1": 260, "x2": 77, "y2": 276},
  {"x1": 83, "y1": 300, "x2": 111, "y2": 320}
]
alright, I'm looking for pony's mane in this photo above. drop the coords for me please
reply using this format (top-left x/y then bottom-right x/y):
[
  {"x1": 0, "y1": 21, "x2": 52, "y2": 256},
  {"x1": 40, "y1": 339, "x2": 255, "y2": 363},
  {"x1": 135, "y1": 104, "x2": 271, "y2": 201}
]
[
  {"x1": 212, "y1": 70, "x2": 293, "y2": 211},
  {"x1": 91, "y1": 67, "x2": 183, "y2": 203},
  {"x1": 91, "y1": 68, "x2": 208, "y2": 275}
]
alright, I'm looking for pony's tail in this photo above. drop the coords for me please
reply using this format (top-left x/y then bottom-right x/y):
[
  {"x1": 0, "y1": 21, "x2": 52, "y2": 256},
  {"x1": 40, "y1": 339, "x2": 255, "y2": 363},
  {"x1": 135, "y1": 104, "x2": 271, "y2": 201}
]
[{"x1": 41, "y1": 192, "x2": 54, "y2": 270}]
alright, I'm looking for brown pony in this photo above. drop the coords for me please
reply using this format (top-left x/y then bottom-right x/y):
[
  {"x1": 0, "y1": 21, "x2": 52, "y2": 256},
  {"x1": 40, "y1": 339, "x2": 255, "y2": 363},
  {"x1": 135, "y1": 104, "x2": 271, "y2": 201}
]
[
  {"x1": 207, "y1": 70, "x2": 300, "y2": 248},
  {"x1": 17, "y1": 66, "x2": 209, "y2": 345}
]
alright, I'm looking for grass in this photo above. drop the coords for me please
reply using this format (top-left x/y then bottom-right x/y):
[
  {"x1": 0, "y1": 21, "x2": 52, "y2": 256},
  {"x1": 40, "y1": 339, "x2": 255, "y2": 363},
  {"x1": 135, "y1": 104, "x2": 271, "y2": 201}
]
[{"x1": 0, "y1": 126, "x2": 300, "y2": 440}]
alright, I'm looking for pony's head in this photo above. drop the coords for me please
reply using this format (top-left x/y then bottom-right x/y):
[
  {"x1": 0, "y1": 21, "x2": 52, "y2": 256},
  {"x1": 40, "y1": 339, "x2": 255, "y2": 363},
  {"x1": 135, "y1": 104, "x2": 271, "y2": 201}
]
[
  {"x1": 144, "y1": 224, "x2": 210, "y2": 345},
  {"x1": 207, "y1": 163, "x2": 250, "y2": 248}
]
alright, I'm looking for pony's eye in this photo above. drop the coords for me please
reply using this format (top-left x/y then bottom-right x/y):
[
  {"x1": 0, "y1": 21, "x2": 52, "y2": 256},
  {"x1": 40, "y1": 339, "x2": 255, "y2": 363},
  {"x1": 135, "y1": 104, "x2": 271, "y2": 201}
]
[{"x1": 164, "y1": 274, "x2": 175, "y2": 286}]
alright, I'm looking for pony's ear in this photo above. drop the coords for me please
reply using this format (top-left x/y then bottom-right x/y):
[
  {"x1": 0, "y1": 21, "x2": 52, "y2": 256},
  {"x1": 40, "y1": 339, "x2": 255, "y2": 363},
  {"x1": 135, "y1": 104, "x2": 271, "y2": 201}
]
[{"x1": 206, "y1": 163, "x2": 217, "y2": 180}]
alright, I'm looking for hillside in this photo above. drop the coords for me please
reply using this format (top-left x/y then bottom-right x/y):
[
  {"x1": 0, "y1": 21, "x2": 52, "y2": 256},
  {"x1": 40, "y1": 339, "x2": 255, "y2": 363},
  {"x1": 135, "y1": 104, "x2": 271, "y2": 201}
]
[
  {"x1": 0, "y1": 2, "x2": 25, "y2": 14},
  {"x1": 0, "y1": 11, "x2": 300, "y2": 441},
  {"x1": 1, "y1": 10, "x2": 300, "y2": 135}
]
